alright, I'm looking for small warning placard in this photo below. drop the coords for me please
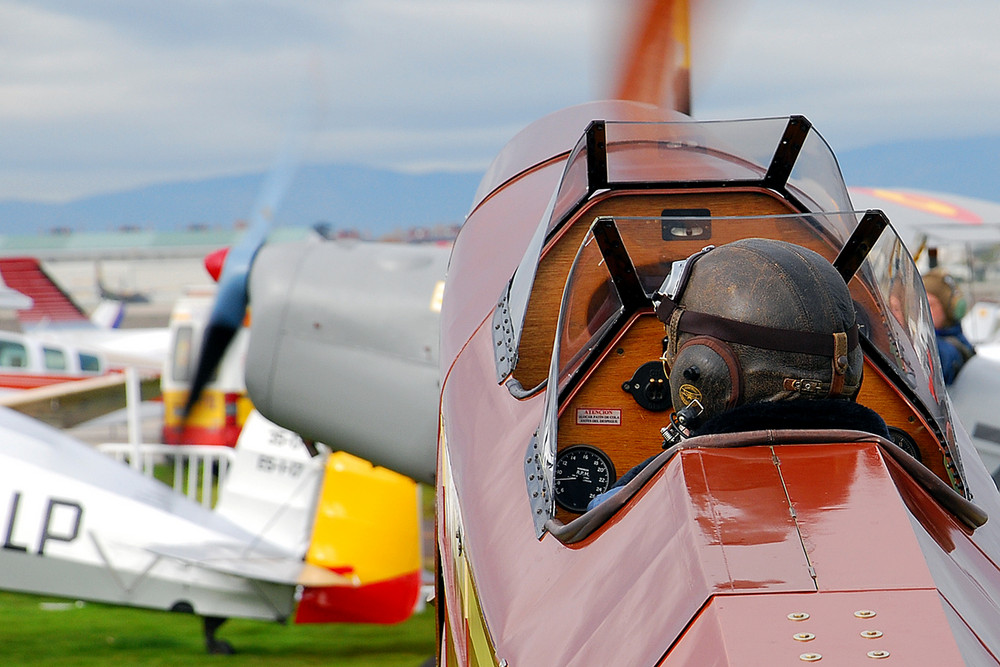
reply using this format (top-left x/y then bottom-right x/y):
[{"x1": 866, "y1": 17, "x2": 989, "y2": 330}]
[{"x1": 576, "y1": 408, "x2": 622, "y2": 425}]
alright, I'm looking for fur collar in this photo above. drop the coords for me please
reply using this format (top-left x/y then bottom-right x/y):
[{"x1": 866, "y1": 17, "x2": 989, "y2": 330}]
[{"x1": 694, "y1": 399, "x2": 890, "y2": 439}]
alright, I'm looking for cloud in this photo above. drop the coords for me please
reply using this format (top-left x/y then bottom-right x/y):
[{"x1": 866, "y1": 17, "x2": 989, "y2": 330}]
[
  {"x1": 1, "y1": 0, "x2": 998, "y2": 201},
  {"x1": 694, "y1": 1, "x2": 1000, "y2": 149}
]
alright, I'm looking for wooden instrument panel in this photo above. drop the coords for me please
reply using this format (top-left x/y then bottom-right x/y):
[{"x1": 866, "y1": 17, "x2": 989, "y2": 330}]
[
  {"x1": 553, "y1": 317, "x2": 953, "y2": 524},
  {"x1": 514, "y1": 187, "x2": 956, "y2": 522}
]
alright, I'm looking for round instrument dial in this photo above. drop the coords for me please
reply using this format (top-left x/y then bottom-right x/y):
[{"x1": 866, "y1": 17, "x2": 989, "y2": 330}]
[
  {"x1": 554, "y1": 445, "x2": 617, "y2": 513},
  {"x1": 887, "y1": 426, "x2": 922, "y2": 462}
]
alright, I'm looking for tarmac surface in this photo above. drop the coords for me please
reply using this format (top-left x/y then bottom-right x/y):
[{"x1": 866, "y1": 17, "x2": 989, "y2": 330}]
[{"x1": 46, "y1": 256, "x2": 217, "y2": 329}]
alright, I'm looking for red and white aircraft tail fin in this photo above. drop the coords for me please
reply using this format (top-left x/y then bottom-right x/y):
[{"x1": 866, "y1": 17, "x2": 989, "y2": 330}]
[
  {"x1": 0, "y1": 257, "x2": 129, "y2": 330},
  {"x1": 0, "y1": 257, "x2": 91, "y2": 329}
]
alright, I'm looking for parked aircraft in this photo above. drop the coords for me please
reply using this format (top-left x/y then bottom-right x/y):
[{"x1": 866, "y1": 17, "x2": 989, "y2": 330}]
[
  {"x1": 0, "y1": 257, "x2": 168, "y2": 371},
  {"x1": 848, "y1": 187, "x2": 1000, "y2": 252},
  {"x1": 96, "y1": 260, "x2": 150, "y2": 304},
  {"x1": 189, "y1": 1, "x2": 1000, "y2": 663},
  {"x1": 0, "y1": 257, "x2": 165, "y2": 426},
  {"x1": 0, "y1": 328, "x2": 108, "y2": 390},
  {"x1": 161, "y1": 289, "x2": 252, "y2": 447},
  {"x1": 0, "y1": 257, "x2": 125, "y2": 330},
  {"x1": 0, "y1": 258, "x2": 121, "y2": 391},
  {"x1": 0, "y1": 405, "x2": 421, "y2": 653}
]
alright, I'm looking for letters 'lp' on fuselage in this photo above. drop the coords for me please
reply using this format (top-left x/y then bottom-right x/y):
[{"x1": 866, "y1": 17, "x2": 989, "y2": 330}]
[{"x1": 436, "y1": 105, "x2": 1000, "y2": 664}]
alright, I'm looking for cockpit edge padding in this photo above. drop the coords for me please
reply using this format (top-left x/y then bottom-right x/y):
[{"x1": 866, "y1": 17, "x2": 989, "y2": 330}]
[{"x1": 544, "y1": 428, "x2": 985, "y2": 545}]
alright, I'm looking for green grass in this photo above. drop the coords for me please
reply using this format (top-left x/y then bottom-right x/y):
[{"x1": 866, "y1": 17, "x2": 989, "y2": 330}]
[
  {"x1": 45, "y1": 462, "x2": 442, "y2": 664},
  {"x1": 0, "y1": 591, "x2": 436, "y2": 665},
  {"x1": 150, "y1": 460, "x2": 219, "y2": 507}
]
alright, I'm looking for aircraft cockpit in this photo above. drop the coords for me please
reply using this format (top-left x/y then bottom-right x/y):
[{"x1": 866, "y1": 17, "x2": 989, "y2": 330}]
[
  {"x1": 520, "y1": 212, "x2": 977, "y2": 540},
  {"x1": 490, "y1": 116, "x2": 979, "y2": 541}
]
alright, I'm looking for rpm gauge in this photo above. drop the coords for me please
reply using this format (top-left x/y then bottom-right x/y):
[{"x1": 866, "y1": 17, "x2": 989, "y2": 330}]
[{"x1": 554, "y1": 445, "x2": 617, "y2": 513}]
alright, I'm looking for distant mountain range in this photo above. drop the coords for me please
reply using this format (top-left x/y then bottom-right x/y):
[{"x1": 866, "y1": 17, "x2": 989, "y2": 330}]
[
  {"x1": 0, "y1": 136, "x2": 996, "y2": 238},
  {"x1": 838, "y1": 136, "x2": 1000, "y2": 203},
  {"x1": 0, "y1": 165, "x2": 483, "y2": 239}
]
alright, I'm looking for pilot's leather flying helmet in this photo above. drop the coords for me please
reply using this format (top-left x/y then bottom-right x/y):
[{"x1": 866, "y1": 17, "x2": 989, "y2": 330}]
[{"x1": 654, "y1": 238, "x2": 863, "y2": 424}]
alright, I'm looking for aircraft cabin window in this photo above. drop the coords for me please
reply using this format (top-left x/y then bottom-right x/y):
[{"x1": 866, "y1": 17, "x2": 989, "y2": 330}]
[
  {"x1": 172, "y1": 326, "x2": 194, "y2": 382},
  {"x1": 44, "y1": 347, "x2": 67, "y2": 371},
  {"x1": 78, "y1": 353, "x2": 101, "y2": 373},
  {"x1": 0, "y1": 341, "x2": 28, "y2": 369}
]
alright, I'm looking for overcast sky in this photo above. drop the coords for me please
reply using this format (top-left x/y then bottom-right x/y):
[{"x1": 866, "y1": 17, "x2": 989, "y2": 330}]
[{"x1": 2, "y1": 1, "x2": 998, "y2": 202}]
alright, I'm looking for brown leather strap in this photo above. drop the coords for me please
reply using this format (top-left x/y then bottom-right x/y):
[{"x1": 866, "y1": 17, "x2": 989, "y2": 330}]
[
  {"x1": 674, "y1": 309, "x2": 859, "y2": 357},
  {"x1": 829, "y1": 331, "x2": 848, "y2": 396}
]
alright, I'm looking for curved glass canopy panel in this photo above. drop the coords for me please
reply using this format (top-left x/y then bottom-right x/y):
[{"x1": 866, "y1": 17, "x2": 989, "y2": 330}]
[
  {"x1": 496, "y1": 116, "x2": 855, "y2": 384},
  {"x1": 525, "y1": 212, "x2": 957, "y2": 537}
]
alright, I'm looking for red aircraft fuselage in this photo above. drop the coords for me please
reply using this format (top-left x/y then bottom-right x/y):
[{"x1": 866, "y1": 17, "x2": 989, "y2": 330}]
[{"x1": 435, "y1": 102, "x2": 1000, "y2": 665}]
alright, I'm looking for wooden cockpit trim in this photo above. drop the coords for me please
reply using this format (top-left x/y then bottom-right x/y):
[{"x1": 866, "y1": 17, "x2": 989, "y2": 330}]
[{"x1": 512, "y1": 188, "x2": 827, "y2": 390}]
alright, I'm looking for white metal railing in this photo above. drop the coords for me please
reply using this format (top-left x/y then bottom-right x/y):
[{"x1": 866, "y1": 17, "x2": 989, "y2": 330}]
[{"x1": 96, "y1": 442, "x2": 236, "y2": 508}]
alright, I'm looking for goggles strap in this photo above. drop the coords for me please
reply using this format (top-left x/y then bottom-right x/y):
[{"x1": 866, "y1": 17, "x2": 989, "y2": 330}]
[
  {"x1": 673, "y1": 309, "x2": 859, "y2": 358},
  {"x1": 829, "y1": 331, "x2": 848, "y2": 397}
]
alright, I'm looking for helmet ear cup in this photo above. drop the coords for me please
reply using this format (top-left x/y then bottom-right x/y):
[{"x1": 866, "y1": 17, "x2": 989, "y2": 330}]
[
  {"x1": 926, "y1": 269, "x2": 968, "y2": 325},
  {"x1": 941, "y1": 273, "x2": 967, "y2": 322},
  {"x1": 668, "y1": 336, "x2": 743, "y2": 421},
  {"x1": 951, "y1": 291, "x2": 968, "y2": 321}
]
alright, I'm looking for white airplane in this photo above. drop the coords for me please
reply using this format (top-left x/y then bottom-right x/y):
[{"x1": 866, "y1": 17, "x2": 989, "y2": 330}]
[
  {"x1": 0, "y1": 327, "x2": 111, "y2": 391},
  {"x1": 0, "y1": 257, "x2": 173, "y2": 428},
  {"x1": 850, "y1": 186, "x2": 1000, "y2": 479},
  {"x1": 0, "y1": 257, "x2": 163, "y2": 427},
  {"x1": 849, "y1": 187, "x2": 1000, "y2": 250},
  {"x1": 0, "y1": 256, "x2": 169, "y2": 372},
  {"x1": 0, "y1": 405, "x2": 423, "y2": 653}
]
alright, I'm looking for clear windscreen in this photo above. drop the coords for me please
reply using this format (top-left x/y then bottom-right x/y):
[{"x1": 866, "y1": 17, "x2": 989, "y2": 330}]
[
  {"x1": 856, "y1": 224, "x2": 950, "y2": 425},
  {"x1": 545, "y1": 117, "x2": 855, "y2": 240},
  {"x1": 548, "y1": 212, "x2": 952, "y2": 441},
  {"x1": 528, "y1": 210, "x2": 957, "y2": 536},
  {"x1": 499, "y1": 116, "x2": 856, "y2": 385}
]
